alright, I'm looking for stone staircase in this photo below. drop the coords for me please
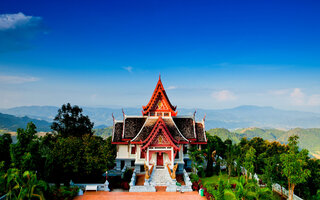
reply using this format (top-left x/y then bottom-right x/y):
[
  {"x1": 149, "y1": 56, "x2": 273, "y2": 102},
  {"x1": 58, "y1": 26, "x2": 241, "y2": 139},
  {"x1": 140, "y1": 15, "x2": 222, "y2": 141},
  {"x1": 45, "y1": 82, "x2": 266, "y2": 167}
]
[{"x1": 150, "y1": 168, "x2": 173, "y2": 186}]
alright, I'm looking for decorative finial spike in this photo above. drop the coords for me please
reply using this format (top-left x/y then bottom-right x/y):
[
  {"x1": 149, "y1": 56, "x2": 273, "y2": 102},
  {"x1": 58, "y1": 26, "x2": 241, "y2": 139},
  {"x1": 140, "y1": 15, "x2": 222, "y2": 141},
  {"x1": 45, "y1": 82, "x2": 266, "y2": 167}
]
[
  {"x1": 122, "y1": 108, "x2": 125, "y2": 116},
  {"x1": 159, "y1": 73, "x2": 161, "y2": 81},
  {"x1": 203, "y1": 114, "x2": 206, "y2": 122}
]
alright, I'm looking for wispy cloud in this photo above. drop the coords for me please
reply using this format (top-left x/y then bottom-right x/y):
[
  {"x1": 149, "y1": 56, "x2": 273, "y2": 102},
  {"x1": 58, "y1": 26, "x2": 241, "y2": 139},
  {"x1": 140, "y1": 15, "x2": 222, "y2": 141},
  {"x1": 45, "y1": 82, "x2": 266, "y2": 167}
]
[
  {"x1": 123, "y1": 66, "x2": 133, "y2": 73},
  {"x1": 211, "y1": 90, "x2": 236, "y2": 101},
  {"x1": 0, "y1": 75, "x2": 39, "y2": 84},
  {"x1": 290, "y1": 88, "x2": 305, "y2": 105},
  {"x1": 289, "y1": 88, "x2": 320, "y2": 106},
  {"x1": 167, "y1": 86, "x2": 177, "y2": 90},
  {"x1": 0, "y1": 12, "x2": 46, "y2": 52},
  {"x1": 308, "y1": 95, "x2": 320, "y2": 106},
  {"x1": 268, "y1": 89, "x2": 291, "y2": 96}
]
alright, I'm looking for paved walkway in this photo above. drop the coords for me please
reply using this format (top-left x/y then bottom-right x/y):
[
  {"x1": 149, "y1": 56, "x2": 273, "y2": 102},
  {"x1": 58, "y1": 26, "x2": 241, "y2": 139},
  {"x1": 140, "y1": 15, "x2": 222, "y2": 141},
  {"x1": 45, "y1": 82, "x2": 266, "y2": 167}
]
[{"x1": 74, "y1": 191, "x2": 206, "y2": 200}]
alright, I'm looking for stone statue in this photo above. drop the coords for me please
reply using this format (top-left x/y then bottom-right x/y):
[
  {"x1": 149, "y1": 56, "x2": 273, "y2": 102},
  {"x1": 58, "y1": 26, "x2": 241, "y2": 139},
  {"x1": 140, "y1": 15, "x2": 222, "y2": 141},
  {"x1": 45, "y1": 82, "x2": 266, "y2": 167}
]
[
  {"x1": 167, "y1": 164, "x2": 178, "y2": 179},
  {"x1": 212, "y1": 150, "x2": 217, "y2": 162},
  {"x1": 144, "y1": 163, "x2": 150, "y2": 180},
  {"x1": 144, "y1": 164, "x2": 154, "y2": 180}
]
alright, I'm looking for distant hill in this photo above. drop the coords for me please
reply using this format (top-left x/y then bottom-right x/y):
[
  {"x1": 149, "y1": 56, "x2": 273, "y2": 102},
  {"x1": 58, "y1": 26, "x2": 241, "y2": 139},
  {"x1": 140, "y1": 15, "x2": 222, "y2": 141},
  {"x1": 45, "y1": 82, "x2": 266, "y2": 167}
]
[
  {"x1": 207, "y1": 127, "x2": 320, "y2": 159},
  {"x1": 0, "y1": 112, "x2": 51, "y2": 132},
  {"x1": 94, "y1": 127, "x2": 113, "y2": 139},
  {"x1": 1, "y1": 105, "x2": 320, "y2": 129}
]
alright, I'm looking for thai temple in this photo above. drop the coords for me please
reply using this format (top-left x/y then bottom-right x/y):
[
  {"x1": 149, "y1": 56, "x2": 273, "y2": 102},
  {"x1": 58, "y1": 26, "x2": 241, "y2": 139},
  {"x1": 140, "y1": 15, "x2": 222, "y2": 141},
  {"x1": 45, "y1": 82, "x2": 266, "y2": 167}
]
[{"x1": 111, "y1": 76, "x2": 207, "y2": 191}]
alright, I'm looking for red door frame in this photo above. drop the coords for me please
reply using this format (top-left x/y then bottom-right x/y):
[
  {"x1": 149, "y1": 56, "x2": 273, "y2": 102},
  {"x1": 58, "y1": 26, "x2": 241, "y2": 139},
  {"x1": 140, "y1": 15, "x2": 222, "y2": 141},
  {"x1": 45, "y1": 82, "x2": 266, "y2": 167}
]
[{"x1": 157, "y1": 152, "x2": 163, "y2": 166}]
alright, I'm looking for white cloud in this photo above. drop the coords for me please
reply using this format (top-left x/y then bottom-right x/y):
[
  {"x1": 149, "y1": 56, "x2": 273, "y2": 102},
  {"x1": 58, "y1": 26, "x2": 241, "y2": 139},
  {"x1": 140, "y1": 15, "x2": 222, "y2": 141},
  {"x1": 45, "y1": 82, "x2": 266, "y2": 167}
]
[
  {"x1": 0, "y1": 12, "x2": 45, "y2": 53},
  {"x1": 289, "y1": 88, "x2": 320, "y2": 106},
  {"x1": 167, "y1": 86, "x2": 177, "y2": 90},
  {"x1": 0, "y1": 12, "x2": 40, "y2": 30},
  {"x1": 0, "y1": 75, "x2": 39, "y2": 84},
  {"x1": 307, "y1": 94, "x2": 320, "y2": 106},
  {"x1": 269, "y1": 89, "x2": 290, "y2": 96},
  {"x1": 290, "y1": 88, "x2": 305, "y2": 105},
  {"x1": 211, "y1": 90, "x2": 236, "y2": 101},
  {"x1": 123, "y1": 66, "x2": 133, "y2": 73}
]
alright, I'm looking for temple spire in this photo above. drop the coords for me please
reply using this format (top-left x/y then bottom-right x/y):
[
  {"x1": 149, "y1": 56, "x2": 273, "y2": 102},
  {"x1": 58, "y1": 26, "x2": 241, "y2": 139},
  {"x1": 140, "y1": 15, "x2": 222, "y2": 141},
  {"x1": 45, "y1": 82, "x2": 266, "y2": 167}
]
[{"x1": 142, "y1": 76, "x2": 177, "y2": 116}]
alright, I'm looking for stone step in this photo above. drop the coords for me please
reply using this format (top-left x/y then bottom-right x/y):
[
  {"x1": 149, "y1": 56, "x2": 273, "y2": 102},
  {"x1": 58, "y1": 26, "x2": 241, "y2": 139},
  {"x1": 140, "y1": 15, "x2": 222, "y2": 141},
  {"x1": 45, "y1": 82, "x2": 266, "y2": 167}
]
[{"x1": 150, "y1": 169, "x2": 173, "y2": 186}]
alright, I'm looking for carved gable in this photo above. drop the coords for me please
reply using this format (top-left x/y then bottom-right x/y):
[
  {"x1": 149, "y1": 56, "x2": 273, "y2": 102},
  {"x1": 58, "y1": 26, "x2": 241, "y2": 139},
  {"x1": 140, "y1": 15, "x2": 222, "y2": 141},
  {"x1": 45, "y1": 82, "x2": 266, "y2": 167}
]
[{"x1": 150, "y1": 130, "x2": 170, "y2": 146}]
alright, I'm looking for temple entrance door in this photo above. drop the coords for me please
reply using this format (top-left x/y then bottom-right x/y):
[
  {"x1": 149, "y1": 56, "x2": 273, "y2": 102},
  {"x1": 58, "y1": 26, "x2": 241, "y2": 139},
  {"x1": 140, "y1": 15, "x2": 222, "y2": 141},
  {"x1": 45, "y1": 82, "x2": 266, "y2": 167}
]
[{"x1": 157, "y1": 152, "x2": 163, "y2": 166}]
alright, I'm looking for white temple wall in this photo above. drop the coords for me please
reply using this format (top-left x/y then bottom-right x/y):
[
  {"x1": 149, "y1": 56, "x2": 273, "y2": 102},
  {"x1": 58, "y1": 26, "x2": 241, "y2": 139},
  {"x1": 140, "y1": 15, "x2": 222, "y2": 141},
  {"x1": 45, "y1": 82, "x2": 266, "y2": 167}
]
[
  {"x1": 117, "y1": 145, "x2": 129, "y2": 158},
  {"x1": 163, "y1": 153, "x2": 171, "y2": 166}
]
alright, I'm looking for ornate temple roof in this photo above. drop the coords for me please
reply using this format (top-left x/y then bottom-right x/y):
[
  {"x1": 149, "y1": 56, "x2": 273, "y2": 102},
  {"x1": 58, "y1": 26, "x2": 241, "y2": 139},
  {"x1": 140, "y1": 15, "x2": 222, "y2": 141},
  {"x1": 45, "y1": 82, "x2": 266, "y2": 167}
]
[
  {"x1": 142, "y1": 76, "x2": 177, "y2": 116},
  {"x1": 112, "y1": 116, "x2": 206, "y2": 144},
  {"x1": 111, "y1": 77, "x2": 207, "y2": 144}
]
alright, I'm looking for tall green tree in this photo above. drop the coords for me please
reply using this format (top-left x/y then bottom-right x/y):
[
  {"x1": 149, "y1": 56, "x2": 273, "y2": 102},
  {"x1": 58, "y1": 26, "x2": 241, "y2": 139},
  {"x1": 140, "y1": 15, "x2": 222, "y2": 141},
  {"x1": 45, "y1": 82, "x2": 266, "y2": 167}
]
[
  {"x1": 203, "y1": 134, "x2": 226, "y2": 176},
  {"x1": 10, "y1": 122, "x2": 41, "y2": 172},
  {"x1": 188, "y1": 145, "x2": 205, "y2": 177},
  {"x1": 51, "y1": 103, "x2": 94, "y2": 137},
  {"x1": 243, "y1": 146, "x2": 256, "y2": 182},
  {"x1": 0, "y1": 133, "x2": 12, "y2": 169},
  {"x1": 280, "y1": 135, "x2": 311, "y2": 200},
  {"x1": 224, "y1": 139, "x2": 237, "y2": 178}
]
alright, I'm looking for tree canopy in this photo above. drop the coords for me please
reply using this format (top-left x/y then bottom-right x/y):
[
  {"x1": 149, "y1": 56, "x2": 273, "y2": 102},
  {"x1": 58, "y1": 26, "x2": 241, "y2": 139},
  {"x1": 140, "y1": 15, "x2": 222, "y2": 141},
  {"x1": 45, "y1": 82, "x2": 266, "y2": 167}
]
[{"x1": 51, "y1": 103, "x2": 94, "y2": 137}]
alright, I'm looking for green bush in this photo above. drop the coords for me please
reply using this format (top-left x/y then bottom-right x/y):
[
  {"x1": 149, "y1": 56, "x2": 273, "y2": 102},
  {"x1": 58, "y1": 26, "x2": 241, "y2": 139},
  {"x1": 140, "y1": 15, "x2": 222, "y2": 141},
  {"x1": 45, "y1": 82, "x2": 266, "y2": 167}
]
[
  {"x1": 190, "y1": 173, "x2": 200, "y2": 183},
  {"x1": 197, "y1": 166, "x2": 206, "y2": 178},
  {"x1": 47, "y1": 186, "x2": 79, "y2": 200}
]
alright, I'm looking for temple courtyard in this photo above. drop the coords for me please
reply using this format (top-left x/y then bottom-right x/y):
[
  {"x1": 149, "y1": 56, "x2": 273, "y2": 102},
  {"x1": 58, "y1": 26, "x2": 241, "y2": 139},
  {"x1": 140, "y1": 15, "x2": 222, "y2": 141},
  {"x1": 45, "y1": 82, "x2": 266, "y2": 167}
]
[{"x1": 74, "y1": 191, "x2": 206, "y2": 200}]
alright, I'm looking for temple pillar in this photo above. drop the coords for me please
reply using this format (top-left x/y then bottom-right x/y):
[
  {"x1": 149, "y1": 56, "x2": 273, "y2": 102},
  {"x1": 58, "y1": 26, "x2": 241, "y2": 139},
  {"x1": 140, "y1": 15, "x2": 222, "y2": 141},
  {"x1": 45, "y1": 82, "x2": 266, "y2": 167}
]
[
  {"x1": 171, "y1": 148, "x2": 174, "y2": 168},
  {"x1": 147, "y1": 148, "x2": 149, "y2": 166}
]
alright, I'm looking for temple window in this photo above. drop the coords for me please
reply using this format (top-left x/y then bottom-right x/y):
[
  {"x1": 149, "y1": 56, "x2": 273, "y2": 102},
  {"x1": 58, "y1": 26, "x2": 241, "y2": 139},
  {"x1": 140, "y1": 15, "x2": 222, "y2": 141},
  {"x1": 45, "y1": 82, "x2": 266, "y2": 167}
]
[
  {"x1": 164, "y1": 112, "x2": 169, "y2": 117},
  {"x1": 150, "y1": 112, "x2": 155, "y2": 116},
  {"x1": 131, "y1": 146, "x2": 136, "y2": 154},
  {"x1": 157, "y1": 113, "x2": 162, "y2": 116},
  {"x1": 140, "y1": 150, "x2": 145, "y2": 159}
]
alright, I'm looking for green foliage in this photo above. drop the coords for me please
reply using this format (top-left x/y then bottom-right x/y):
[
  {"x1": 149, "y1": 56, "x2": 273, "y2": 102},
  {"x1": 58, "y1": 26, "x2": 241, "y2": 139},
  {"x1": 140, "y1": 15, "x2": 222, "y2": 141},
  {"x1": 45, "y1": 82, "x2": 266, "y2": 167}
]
[
  {"x1": 224, "y1": 139, "x2": 238, "y2": 177},
  {"x1": 206, "y1": 134, "x2": 227, "y2": 176},
  {"x1": 46, "y1": 185, "x2": 79, "y2": 200},
  {"x1": 189, "y1": 173, "x2": 200, "y2": 183},
  {"x1": 94, "y1": 127, "x2": 113, "y2": 138},
  {"x1": 0, "y1": 133, "x2": 12, "y2": 169},
  {"x1": 188, "y1": 145, "x2": 205, "y2": 176},
  {"x1": 46, "y1": 135, "x2": 116, "y2": 184},
  {"x1": 4, "y1": 168, "x2": 47, "y2": 200},
  {"x1": 243, "y1": 146, "x2": 256, "y2": 182},
  {"x1": 295, "y1": 158, "x2": 320, "y2": 199},
  {"x1": 207, "y1": 128, "x2": 240, "y2": 143},
  {"x1": 51, "y1": 103, "x2": 94, "y2": 137},
  {"x1": 0, "y1": 112, "x2": 51, "y2": 132},
  {"x1": 10, "y1": 122, "x2": 41, "y2": 172},
  {"x1": 280, "y1": 135, "x2": 311, "y2": 200},
  {"x1": 207, "y1": 127, "x2": 320, "y2": 158}
]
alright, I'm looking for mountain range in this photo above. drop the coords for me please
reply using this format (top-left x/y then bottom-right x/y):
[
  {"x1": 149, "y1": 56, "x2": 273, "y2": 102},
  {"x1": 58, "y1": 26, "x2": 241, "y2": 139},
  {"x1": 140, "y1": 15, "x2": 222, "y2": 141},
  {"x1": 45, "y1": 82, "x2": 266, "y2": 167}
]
[{"x1": 1, "y1": 105, "x2": 320, "y2": 130}]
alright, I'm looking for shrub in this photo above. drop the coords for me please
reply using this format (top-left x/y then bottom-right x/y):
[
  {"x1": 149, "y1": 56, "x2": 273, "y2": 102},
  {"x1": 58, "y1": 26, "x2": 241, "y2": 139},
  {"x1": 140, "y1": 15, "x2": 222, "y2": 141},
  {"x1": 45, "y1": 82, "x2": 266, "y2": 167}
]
[
  {"x1": 190, "y1": 173, "x2": 200, "y2": 182},
  {"x1": 47, "y1": 186, "x2": 79, "y2": 200}
]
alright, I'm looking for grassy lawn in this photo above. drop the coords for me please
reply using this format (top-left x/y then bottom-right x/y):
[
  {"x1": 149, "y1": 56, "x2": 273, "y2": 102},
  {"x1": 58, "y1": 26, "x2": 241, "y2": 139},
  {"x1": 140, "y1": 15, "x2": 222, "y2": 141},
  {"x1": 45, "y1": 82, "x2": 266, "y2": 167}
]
[{"x1": 200, "y1": 172, "x2": 239, "y2": 186}]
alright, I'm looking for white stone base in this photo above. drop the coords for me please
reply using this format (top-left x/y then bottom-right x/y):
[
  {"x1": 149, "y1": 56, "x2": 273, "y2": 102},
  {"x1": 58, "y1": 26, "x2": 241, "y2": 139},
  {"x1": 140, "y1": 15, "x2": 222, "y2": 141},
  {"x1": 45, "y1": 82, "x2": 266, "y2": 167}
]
[{"x1": 129, "y1": 185, "x2": 156, "y2": 192}]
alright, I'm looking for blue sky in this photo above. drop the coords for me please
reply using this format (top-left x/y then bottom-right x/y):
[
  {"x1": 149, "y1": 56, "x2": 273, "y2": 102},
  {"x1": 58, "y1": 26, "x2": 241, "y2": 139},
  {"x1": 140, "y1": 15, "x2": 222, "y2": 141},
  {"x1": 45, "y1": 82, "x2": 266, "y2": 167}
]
[{"x1": 1, "y1": 0, "x2": 320, "y2": 112}]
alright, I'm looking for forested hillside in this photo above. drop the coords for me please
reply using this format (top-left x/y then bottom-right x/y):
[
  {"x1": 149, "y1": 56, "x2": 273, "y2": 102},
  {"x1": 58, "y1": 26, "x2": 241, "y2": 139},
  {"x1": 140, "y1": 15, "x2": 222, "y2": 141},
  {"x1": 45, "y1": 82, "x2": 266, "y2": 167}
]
[
  {"x1": 0, "y1": 112, "x2": 51, "y2": 132},
  {"x1": 207, "y1": 127, "x2": 320, "y2": 159}
]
